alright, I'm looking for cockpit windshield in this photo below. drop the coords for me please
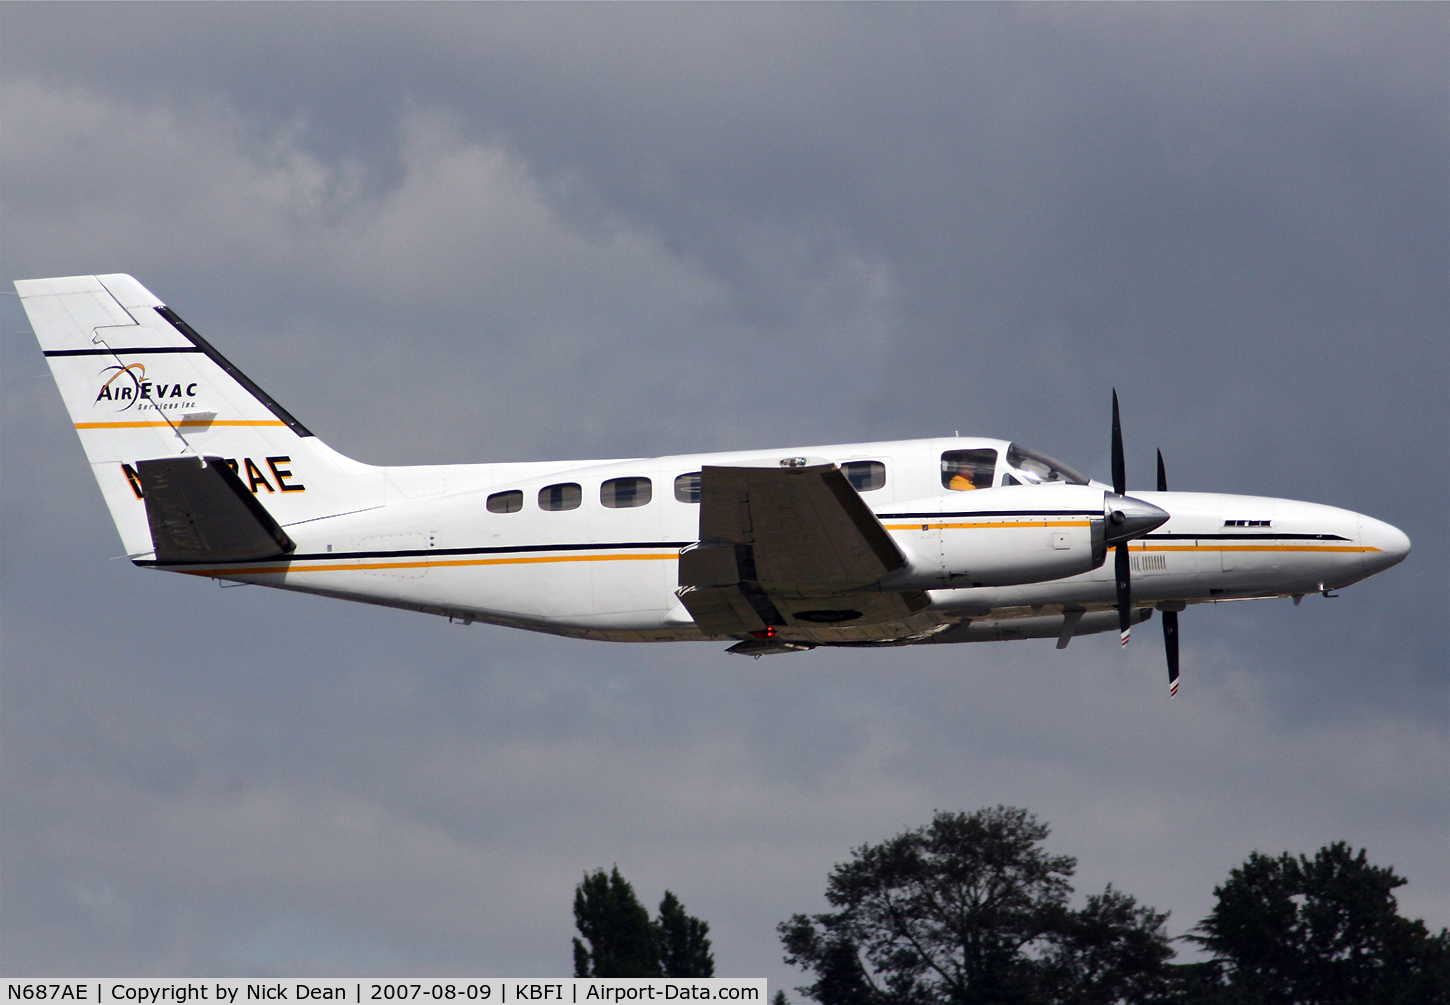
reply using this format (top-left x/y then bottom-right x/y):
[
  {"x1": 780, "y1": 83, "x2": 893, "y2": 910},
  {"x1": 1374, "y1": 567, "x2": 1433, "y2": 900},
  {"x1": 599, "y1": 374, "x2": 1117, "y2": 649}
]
[{"x1": 1003, "y1": 444, "x2": 1089, "y2": 486}]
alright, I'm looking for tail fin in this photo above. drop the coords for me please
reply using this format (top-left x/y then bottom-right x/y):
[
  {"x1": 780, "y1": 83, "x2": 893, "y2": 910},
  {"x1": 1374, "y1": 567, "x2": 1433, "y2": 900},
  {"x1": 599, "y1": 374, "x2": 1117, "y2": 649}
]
[{"x1": 18, "y1": 274, "x2": 381, "y2": 559}]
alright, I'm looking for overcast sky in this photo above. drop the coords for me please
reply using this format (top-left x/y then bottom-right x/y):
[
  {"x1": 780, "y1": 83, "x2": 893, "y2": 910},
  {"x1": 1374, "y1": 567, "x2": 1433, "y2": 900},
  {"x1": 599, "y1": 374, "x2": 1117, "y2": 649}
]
[{"x1": 2, "y1": 2, "x2": 1446, "y2": 980}]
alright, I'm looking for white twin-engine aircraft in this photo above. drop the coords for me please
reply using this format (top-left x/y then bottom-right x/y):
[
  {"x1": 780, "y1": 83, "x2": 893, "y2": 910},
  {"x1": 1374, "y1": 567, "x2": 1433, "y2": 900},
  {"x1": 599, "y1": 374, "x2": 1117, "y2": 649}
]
[{"x1": 20, "y1": 275, "x2": 1410, "y2": 694}]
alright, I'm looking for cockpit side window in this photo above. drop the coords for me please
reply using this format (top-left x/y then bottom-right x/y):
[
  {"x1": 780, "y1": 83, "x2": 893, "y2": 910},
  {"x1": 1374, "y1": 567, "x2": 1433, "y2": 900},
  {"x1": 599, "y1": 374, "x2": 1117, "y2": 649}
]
[
  {"x1": 941, "y1": 449, "x2": 998, "y2": 491},
  {"x1": 1004, "y1": 444, "x2": 1089, "y2": 486}
]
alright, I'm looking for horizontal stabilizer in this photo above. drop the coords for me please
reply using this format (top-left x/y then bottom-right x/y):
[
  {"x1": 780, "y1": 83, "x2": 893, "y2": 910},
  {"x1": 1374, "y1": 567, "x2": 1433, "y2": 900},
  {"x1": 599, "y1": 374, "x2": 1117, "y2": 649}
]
[{"x1": 137, "y1": 456, "x2": 295, "y2": 563}]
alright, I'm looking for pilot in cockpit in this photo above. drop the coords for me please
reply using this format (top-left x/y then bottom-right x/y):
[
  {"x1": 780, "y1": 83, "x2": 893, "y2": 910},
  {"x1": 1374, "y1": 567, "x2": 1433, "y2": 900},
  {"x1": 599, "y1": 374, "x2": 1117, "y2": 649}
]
[{"x1": 942, "y1": 448, "x2": 999, "y2": 491}]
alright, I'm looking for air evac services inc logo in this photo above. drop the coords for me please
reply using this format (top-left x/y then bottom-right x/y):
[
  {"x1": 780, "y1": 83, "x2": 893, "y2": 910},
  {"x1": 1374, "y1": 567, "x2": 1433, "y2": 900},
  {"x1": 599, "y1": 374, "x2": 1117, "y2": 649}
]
[{"x1": 96, "y1": 363, "x2": 198, "y2": 412}]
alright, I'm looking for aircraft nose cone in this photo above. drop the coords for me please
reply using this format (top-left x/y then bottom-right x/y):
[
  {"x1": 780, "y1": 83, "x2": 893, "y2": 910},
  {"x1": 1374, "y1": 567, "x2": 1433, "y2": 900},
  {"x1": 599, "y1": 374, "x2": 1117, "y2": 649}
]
[
  {"x1": 1104, "y1": 493, "x2": 1170, "y2": 545},
  {"x1": 1360, "y1": 516, "x2": 1411, "y2": 576}
]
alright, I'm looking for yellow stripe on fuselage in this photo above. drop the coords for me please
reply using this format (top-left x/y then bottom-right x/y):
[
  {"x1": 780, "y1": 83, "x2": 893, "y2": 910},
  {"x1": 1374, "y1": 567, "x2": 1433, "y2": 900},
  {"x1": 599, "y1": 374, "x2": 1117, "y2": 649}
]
[
  {"x1": 172, "y1": 533, "x2": 1380, "y2": 579},
  {"x1": 180, "y1": 551, "x2": 680, "y2": 577},
  {"x1": 1130, "y1": 543, "x2": 1378, "y2": 554},
  {"x1": 880, "y1": 523, "x2": 1378, "y2": 554}
]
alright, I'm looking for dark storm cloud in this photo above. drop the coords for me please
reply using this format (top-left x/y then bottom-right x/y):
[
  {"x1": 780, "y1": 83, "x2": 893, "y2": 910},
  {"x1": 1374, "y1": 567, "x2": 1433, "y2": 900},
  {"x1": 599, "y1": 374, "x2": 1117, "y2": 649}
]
[
  {"x1": 2, "y1": 1, "x2": 1445, "y2": 980},
  {"x1": 9, "y1": 6, "x2": 1443, "y2": 479}
]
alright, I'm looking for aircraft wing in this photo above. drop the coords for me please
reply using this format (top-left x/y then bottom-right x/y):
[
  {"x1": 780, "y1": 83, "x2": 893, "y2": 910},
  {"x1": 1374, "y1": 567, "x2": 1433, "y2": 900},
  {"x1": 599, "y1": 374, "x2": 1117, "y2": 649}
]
[{"x1": 678, "y1": 463, "x2": 942, "y2": 642}]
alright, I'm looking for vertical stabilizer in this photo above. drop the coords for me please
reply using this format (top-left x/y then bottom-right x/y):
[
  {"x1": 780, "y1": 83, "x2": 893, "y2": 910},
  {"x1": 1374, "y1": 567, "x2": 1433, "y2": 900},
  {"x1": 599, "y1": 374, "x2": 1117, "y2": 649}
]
[{"x1": 18, "y1": 275, "x2": 382, "y2": 559}]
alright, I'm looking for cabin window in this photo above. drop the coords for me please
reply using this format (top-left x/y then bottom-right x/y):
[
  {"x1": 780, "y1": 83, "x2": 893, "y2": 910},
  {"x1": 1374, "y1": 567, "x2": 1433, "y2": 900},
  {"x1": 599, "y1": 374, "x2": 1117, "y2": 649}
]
[
  {"x1": 539, "y1": 482, "x2": 582, "y2": 511},
  {"x1": 601, "y1": 477, "x2": 652, "y2": 509},
  {"x1": 941, "y1": 449, "x2": 998, "y2": 490},
  {"x1": 1004, "y1": 444, "x2": 1089, "y2": 486},
  {"x1": 675, "y1": 472, "x2": 701, "y2": 503},
  {"x1": 487, "y1": 490, "x2": 523, "y2": 514},
  {"x1": 841, "y1": 460, "x2": 886, "y2": 492}
]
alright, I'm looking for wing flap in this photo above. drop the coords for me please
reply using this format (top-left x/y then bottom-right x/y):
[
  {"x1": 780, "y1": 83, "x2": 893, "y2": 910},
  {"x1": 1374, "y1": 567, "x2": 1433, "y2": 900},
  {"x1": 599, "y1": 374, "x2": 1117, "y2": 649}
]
[
  {"x1": 137, "y1": 455, "x2": 295, "y2": 563},
  {"x1": 681, "y1": 464, "x2": 934, "y2": 640},
  {"x1": 696, "y1": 464, "x2": 904, "y2": 589},
  {"x1": 677, "y1": 584, "x2": 769, "y2": 636}
]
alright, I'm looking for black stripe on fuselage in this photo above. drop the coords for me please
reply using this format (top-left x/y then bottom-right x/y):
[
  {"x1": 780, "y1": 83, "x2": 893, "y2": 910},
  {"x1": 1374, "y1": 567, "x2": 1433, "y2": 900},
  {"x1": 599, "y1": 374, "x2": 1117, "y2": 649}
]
[
  {"x1": 134, "y1": 540, "x2": 695, "y2": 568},
  {"x1": 877, "y1": 509, "x2": 1103, "y2": 519},
  {"x1": 1143, "y1": 532, "x2": 1351, "y2": 541},
  {"x1": 43, "y1": 346, "x2": 206, "y2": 357}
]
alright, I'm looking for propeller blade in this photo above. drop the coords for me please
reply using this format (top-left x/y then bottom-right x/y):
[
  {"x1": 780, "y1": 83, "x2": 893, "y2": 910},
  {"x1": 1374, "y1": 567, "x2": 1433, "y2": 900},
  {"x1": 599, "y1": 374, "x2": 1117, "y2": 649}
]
[
  {"x1": 1111, "y1": 390, "x2": 1126, "y2": 496},
  {"x1": 1163, "y1": 609, "x2": 1180, "y2": 697},
  {"x1": 1157, "y1": 448, "x2": 1177, "y2": 690},
  {"x1": 1115, "y1": 542, "x2": 1132, "y2": 645},
  {"x1": 1111, "y1": 392, "x2": 1131, "y2": 643}
]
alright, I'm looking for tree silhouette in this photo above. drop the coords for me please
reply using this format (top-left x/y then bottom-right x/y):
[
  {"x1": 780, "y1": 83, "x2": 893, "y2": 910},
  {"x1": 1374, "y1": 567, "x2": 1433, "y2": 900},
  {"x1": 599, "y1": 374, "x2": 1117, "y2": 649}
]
[
  {"x1": 574, "y1": 867, "x2": 661, "y2": 978},
  {"x1": 780, "y1": 807, "x2": 1173, "y2": 1005},
  {"x1": 1191, "y1": 841, "x2": 1450, "y2": 1004},
  {"x1": 572, "y1": 868, "x2": 715, "y2": 978},
  {"x1": 657, "y1": 890, "x2": 715, "y2": 977},
  {"x1": 1038, "y1": 885, "x2": 1174, "y2": 1005}
]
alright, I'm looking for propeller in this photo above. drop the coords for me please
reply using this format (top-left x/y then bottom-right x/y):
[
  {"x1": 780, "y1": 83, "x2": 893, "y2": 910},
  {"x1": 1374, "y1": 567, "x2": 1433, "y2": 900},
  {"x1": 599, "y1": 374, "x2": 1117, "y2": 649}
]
[
  {"x1": 1157, "y1": 448, "x2": 1180, "y2": 698},
  {"x1": 1102, "y1": 393, "x2": 1172, "y2": 683},
  {"x1": 1110, "y1": 391, "x2": 1131, "y2": 646}
]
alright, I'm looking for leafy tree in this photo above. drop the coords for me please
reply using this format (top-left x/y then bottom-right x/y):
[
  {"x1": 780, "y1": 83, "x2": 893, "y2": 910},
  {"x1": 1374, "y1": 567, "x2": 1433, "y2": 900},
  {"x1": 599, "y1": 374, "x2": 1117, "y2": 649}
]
[
  {"x1": 779, "y1": 807, "x2": 1175, "y2": 1005},
  {"x1": 572, "y1": 868, "x2": 715, "y2": 978},
  {"x1": 657, "y1": 890, "x2": 715, "y2": 977},
  {"x1": 777, "y1": 924, "x2": 878, "y2": 1005},
  {"x1": 574, "y1": 867, "x2": 661, "y2": 978},
  {"x1": 1190, "y1": 841, "x2": 1450, "y2": 1005},
  {"x1": 1149, "y1": 962, "x2": 1236, "y2": 1005},
  {"x1": 1037, "y1": 885, "x2": 1175, "y2": 1005}
]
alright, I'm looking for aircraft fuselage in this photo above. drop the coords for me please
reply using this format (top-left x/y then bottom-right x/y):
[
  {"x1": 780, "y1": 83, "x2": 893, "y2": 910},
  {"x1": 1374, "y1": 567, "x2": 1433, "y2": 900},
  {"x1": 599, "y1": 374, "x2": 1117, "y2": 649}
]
[{"x1": 154, "y1": 438, "x2": 1404, "y2": 648}]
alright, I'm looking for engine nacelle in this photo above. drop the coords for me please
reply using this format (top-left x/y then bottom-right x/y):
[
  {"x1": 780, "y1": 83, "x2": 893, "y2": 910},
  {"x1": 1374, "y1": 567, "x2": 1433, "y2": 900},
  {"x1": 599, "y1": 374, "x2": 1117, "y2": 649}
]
[{"x1": 882, "y1": 484, "x2": 1111, "y2": 589}]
